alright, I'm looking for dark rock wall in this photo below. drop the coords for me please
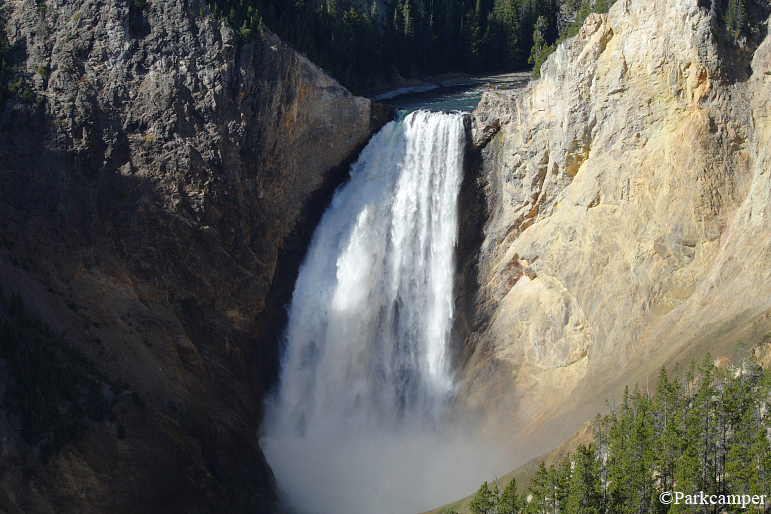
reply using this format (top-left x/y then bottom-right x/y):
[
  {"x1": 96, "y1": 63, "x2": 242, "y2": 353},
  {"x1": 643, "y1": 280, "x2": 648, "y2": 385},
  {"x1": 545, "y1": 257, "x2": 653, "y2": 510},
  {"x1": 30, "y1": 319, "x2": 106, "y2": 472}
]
[{"x1": 0, "y1": 0, "x2": 391, "y2": 511}]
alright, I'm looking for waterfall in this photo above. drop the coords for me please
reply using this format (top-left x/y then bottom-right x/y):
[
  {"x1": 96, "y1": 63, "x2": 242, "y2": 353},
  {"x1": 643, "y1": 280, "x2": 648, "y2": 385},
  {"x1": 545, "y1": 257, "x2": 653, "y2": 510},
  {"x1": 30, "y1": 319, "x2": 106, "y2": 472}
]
[{"x1": 262, "y1": 110, "x2": 482, "y2": 514}]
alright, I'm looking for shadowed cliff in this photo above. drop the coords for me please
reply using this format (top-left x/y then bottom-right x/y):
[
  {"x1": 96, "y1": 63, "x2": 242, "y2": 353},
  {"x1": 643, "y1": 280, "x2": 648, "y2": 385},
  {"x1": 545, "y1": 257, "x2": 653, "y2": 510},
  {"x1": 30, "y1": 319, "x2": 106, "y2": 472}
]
[{"x1": 0, "y1": 0, "x2": 391, "y2": 511}]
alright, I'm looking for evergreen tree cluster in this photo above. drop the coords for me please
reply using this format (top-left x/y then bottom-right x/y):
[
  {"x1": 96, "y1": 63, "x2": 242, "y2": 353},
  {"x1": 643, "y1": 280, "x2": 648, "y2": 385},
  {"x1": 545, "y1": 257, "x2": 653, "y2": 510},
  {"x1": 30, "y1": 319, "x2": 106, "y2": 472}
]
[
  {"x1": 469, "y1": 348, "x2": 771, "y2": 513},
  {"x1": 1, "y1": 0, "x2": 768, "y2": 106},
  {"x1": 719, "y1": 0, "x2": 769, "y2": 41},
  {"x1": 528, "y1": 0, "x2": 614, "y2": 76},
  {"x1": 197, "y1": 0, "x2": 770, "y2": 90},
  {"x1": 200, "y1": 0, "x2": 605, "y2": 92}
]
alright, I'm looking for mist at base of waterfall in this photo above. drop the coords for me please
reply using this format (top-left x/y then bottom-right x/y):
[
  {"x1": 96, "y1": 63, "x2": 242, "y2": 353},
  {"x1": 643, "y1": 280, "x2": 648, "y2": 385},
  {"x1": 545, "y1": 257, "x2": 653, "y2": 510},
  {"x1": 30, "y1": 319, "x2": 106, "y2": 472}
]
[{"x1": 262, "y1": 422, "x2": 511, "y2": 514}]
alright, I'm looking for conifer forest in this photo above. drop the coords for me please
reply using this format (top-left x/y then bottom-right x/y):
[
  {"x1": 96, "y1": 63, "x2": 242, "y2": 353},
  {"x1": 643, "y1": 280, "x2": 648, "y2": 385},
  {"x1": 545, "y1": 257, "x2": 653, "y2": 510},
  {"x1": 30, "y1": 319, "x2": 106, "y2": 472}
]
[
  {"x1": 199, "y1": 0, "x2": 767, "y2": 92},
  {"x1": 466, "y1": 348, "x2": 771, "y2": 514}
]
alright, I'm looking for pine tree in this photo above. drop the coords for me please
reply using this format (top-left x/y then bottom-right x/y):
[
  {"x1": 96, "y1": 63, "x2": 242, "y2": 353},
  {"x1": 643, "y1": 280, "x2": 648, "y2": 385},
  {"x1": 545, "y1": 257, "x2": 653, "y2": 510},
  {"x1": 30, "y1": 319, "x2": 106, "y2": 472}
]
[
  {"x1": 499, "y1": 478, "x2": 523, "y2": 514},
  {"x1": 751, "y1": 420, "x2": 771, "y2": 504},
  {"x1": 554, "y1": 458, "x2": 571, "y2": 513},
  {"x1": 593, "y1": 412, "x2": 613, "y2": 511},
  {"x1": 525, "y1": 462, "x2": 552, "y2": 514},
  {"x1": 492, "y1": 0, "x2": 524, "y2": 67},
  {"x1": 463, "y1": 7, "x2": 484, "y2": 69},
  {"x1": 726, "y1": 407, "x2": 760, "y2": 496},
  {"x1": 724, "y1": 0, "x2": 747, "y2": 34},
  {"x1": 471, "y1": 481, "x2": 500, "y2": 514},
  {"x1": 565, "y1": 444, "x2": 601, "y2": 513},
  {"x1": 697, "y1": 354, "x2": 718, "y2": 493},
  {"x1": 607, "y1": 386, "x2": 630, "y2": 512},
  {"x1": 654, "y1": 366, "x2": 683, "y2": 495},
  {"x1": 528, "y1": 15, "x2": 552, "y2": 76},
  {"x1": 754, "y1": 368, "x2": 771, "y2": 503},
  {"x1": 403, "y1": 0, "x2": 415, "y2": 39}
]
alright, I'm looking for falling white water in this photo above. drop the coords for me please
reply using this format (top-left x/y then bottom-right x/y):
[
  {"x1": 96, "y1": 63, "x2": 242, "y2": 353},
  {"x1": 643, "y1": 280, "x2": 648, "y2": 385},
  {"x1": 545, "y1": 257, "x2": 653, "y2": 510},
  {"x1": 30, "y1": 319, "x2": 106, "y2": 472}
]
[{"x1": 262, "y1": 111, "x2": 506, "y2": 514}]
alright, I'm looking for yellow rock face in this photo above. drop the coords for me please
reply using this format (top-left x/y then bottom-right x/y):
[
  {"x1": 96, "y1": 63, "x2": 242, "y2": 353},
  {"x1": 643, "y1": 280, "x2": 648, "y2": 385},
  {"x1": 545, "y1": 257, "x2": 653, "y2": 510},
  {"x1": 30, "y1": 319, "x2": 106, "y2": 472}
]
[{"x1": 464, "y1": 0, "x2": 771, "y2": 461}]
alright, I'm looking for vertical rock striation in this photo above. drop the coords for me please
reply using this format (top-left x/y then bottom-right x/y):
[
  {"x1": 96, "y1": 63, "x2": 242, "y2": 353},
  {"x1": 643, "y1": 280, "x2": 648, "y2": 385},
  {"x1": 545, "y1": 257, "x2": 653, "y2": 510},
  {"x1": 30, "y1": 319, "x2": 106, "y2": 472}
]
[
  {"x1": 0, "y1": 0, "x2": 391, "y2": 511},
  {"x1": 464, "y1": 0, "x2": 771, "y2": 461}
]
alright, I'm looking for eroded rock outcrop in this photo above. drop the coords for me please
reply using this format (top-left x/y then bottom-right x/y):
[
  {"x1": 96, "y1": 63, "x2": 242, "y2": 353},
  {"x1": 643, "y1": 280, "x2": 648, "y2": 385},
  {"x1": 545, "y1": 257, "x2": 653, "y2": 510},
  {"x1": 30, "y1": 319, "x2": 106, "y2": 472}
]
[
  {"x1": 0, "y1": 0, "x2": 390, "y2": 511},
  {"x1": 462, "y1": 0, "x2": 771, "y2": 459}
]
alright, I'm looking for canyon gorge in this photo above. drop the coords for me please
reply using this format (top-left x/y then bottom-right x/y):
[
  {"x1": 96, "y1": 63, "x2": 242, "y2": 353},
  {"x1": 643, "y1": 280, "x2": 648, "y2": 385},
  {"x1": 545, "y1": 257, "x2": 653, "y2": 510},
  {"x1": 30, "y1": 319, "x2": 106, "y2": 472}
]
[{"x1": 1, "y1": 0, "x2": 771, "y2": 512}]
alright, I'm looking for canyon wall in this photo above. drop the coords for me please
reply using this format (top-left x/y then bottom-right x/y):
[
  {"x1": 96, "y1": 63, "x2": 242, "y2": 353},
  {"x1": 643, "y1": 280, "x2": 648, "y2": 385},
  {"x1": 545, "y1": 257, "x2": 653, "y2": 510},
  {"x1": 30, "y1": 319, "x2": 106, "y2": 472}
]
[
  {"x1": 0, "y1": 0, "x2": 390, "y2": 511},
  {"x1": 463, "y1": 0, "x2": 771, "y2": 460}
]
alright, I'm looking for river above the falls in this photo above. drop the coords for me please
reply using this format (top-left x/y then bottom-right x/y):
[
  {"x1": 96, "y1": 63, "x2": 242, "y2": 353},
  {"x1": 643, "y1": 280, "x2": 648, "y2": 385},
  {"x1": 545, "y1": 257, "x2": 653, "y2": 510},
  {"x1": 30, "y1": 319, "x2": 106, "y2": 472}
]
[{"x1": 375, "y1": 71, "x2": 531, "y2": 112}]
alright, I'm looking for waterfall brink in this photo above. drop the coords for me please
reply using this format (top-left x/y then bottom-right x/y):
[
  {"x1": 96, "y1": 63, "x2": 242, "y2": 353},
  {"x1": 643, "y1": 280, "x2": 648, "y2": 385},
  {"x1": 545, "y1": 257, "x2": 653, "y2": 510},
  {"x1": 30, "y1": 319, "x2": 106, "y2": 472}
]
[{"x1": 263, "y1": 111, "x2": 492, "y2": 514}]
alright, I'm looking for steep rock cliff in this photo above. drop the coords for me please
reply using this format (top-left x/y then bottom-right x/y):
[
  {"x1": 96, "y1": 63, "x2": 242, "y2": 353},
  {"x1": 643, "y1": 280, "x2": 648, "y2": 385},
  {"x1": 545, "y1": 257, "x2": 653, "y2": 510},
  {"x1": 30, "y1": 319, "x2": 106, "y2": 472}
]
[
  {"x1": 464, "y1": 0, "x2": 771, "y2": 459},
  {"x1": 0, "y1": 0, "x2": 391, "y2": 511}
]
